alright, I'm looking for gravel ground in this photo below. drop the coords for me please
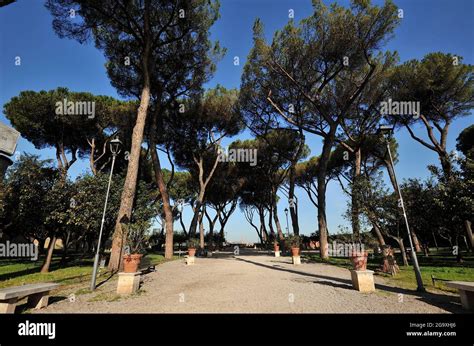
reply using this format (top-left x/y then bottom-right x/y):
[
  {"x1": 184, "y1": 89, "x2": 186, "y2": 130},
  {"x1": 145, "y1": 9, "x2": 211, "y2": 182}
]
[{"x1": 34, "y1": 250, "x2": 462, "y2": 313}]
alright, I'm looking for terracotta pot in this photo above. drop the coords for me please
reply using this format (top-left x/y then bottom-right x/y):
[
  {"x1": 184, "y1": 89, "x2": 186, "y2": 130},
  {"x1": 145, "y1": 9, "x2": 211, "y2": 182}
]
[
  {"x1": 188, "y1": 248, "x2": 196, "y2": 257},
  {"x1": 291, "y1": 247, "x2": 300, "y2": 257},
  {"x1": 350, "y1": 251, "x2": 368, "y2": 270},
  {"x1": 123, "y1": 254, "x2": 143, "y2": 273},
  {"x1": 274, "y1": 244, "x2": 280, "y2": 252}
]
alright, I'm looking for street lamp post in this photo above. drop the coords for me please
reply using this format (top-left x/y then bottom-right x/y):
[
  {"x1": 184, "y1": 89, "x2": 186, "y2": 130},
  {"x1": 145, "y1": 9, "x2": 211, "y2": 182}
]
[
  {"x1": 90, "y1": 138, "x2": 122, "y2": 291},
  {"x1": 378, "y1": 125, "x2": 425, "y2": 292},
  {"x1": 284, "y1": 208, "x2": 289, "y2": 236}
]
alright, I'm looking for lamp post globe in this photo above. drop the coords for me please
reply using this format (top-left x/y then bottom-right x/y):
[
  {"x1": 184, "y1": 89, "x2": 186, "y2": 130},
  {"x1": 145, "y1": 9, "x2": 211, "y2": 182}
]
[{"x1": 110, "y1": 138, "x2": 122, "y2": 156}]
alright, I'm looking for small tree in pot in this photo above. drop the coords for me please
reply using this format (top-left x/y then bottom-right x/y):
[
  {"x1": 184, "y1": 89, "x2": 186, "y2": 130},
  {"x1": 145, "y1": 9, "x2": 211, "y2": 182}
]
[
  {"x1": 286, "y1": 234, "x2": 301, "y2": 256},
  {"x1": 187, "y1": 238, "x2": 200, "y2": 257},
  {"x1": 273, "y1": 239, "x2": 280, "y2": 252},
  {"x1": 122, "y1": 221, "x2": 149, "y2": 273}
]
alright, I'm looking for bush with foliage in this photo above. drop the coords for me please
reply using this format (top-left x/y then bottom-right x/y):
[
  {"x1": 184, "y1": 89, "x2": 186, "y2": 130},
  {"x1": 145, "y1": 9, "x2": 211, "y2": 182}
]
[
  {"x1": 285, "y1": 234, "x2": 301, "y2": 248},
  {"x1": 187, "y1": 238, "x2": 200, "y2": 249}
]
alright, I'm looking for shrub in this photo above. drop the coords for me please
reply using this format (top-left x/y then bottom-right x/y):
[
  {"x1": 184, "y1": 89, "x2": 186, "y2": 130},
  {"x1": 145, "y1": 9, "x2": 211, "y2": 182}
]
[
  {"x1": 286, "y1": 234, "x2": 301, "y2": 248},
  {"x1": 187, "y1": 238, "x2": 200, "y2": 249}
]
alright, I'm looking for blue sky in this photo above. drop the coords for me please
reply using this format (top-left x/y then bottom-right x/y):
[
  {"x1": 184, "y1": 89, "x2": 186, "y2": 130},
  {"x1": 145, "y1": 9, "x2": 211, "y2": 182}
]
[{"x1": 0, "y1": 0, "x2": 473, "y2": 242}]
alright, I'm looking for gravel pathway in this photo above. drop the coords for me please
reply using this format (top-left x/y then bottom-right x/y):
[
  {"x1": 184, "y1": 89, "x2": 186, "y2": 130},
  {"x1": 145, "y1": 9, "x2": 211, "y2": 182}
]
[{"x1": 34, "y1": 250, "x2": 461, "y2": 313}]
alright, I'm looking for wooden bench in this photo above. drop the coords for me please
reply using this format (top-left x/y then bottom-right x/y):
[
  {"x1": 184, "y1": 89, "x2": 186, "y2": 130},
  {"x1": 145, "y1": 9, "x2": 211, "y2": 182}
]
[
  {"x1": 446, "y1": 281, "x2": 474, "y2": 311},
  {"x1": 0, "y1": 283, "x2": 59, "y2": 313}
]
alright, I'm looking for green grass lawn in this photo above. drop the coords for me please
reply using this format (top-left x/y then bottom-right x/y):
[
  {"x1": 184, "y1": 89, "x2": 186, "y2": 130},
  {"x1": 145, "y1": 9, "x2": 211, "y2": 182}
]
[
  {"x1": 0, "y1": 252, "x2": 176, "y2": 289},
  {"x1": 304, "y1": 249, "x2": 474, "y2": 293}
]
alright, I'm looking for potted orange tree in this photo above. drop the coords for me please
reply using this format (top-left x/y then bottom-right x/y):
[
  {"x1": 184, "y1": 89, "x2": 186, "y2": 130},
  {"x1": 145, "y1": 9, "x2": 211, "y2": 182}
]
[
  {"x1": 122, "y1": 222, "x2": 148, "y2": 273},
  {"x1": 187, "y1": 238, "x2": 199, "y2": 257},
  {"x1": 286, "y1": 234, "x2": 301, "y2": 256},
  {"x1": 273, "y1": 239, "x2": 280, "y2": 252}
]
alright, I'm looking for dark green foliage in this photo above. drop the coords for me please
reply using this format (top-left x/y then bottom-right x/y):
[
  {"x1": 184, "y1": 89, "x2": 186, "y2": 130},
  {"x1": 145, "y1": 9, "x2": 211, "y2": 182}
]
[
  {"x1": 285, "y1": 234, "x2": 301, "y2": 247},
  {"x1": 0, "y1": 155, "x2": 59, "y2": 242}
]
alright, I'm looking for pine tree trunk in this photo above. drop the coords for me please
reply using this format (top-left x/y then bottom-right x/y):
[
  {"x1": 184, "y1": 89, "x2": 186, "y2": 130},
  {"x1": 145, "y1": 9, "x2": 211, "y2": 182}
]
[
  {"x1": 40, "y1": 236, "x2": 57, "y2": 273},
  {"x1": 273, "y1": 211, "x2": 284, "y2": 240},
  {"x1": 465, "y1": 220, "x2": 474, "y2": 249},
  {"x1": 257, "y1": 230, "x2": 263, "y2": 245},
  {"x1": 189, "y1": 198, "x2": 202, "y2": 237},
  {"x1": 272, "y1": 191, "x2": 284, "y2": 240},
  {"x1": 371, "y1": 224, "x2": 386, "y2": 247},
  {"x1": 440, "y1": 153, "x2": 453, "y2": 181},
  {"x1": 108, "y1": 14, "x2": 152, "y2": 271},
  {"x1": 432, "y1": 230, "x2": 439, "y2": 250},
  {"x1": 366, "y1": 211, "x2": 385, "y2": 247},
  {"x1": 258, "y1": 208, "x2": 268, "y2": 244},
  {"x1": 199, "y1": 211, "x2": 205, "y2": 249},
  {"x1": 89, "y1": 138, "x2": 98, "y2": 176},
  {"x1": 108, "y1": 90, "x2": 150, "y2": 270},
  {"x1": 268, "y1": 207, "x2": 274, "y2": 237},
  {"x1": 219, "y1": 227, "x2": 225, "y2": 246},
  {"x1": 205, "y1": 208, "x2": 218, "y2": 244},
  {"x1": 288, "y1": 163, "x2": 300, "y2": 235},
  {"x1": 261, "y1": 224, "x2": 268, "y2": 243},
  {"x1": 179, "y1": 213, "x2": 187, "y2": 236},
  {"x1": 395, "y1": 237, "x2": 408, "y2": 266},
  {"x1": 316, "y1": 129, "x2": 336, "y2": 260},
  {"x1": 411, "y1": 230, "x2": 422, "y2": 252},
  {"x1": 150, "y1": 126, "x2": 174, "y2": 259},
  {"x1": 60, "y1": 232, "x2": 71, "y2": 264},
  {"x1": 351, "y1": 148, "x2": 362, "y2": 242}
]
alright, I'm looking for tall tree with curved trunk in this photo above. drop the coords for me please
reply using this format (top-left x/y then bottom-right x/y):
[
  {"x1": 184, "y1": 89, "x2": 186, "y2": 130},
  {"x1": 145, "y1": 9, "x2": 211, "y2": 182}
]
[
  {"x1": 388, "y1": 52, "x2": 474, "y2": 181},
  {"x1": 206, "y1": 160, "x2": 243, "y2": 244},
  {"x1": 47, "y1": 0, "x2": 221, "y2": 270},
  {"x1": 170, "y1": 86, "x2": 243, "y2": 238},
  {"x1": 335, "y1": 52, "x2": 398, "y2": 241},
  {"x1": 239, "y1": 0, "x2": 400, "y2": 258},
  {"x1": 233, "y1": 131, "x2": 302, "y2": 241},
  {"x1": 47, "y1": 0, "x2": 152, "y2": 272},
  {"x1": 149, "y1": 118, "x2": 175, "y2": 258},
  {"x1": 144, "y1": 3, "x2": 222, "y2": 258}
]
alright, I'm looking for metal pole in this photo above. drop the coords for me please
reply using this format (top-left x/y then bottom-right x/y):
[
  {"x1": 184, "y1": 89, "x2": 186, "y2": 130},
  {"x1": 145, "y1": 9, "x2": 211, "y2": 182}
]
[
  {"x1": 90, "y1": 153, "x2": 117, "y2": 291},
  {"x1": 285, "y1": 211, "x2": 289, "y2": 236},
  {"x1": 385, "y1": 140, "x2": 425, "y2": 292}
]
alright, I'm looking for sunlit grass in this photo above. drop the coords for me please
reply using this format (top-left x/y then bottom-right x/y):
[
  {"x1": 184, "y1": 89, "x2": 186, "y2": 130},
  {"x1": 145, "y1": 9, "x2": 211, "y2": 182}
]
[
  {"x1": 304, "y1": 249, "x2": 474, "y2": 293},
  {"x1": 0, "y1": 257, "x2": 95, "y2": 289},
  {"x1": 0, "y1": 252, "x2": 177, "y2": 289}
]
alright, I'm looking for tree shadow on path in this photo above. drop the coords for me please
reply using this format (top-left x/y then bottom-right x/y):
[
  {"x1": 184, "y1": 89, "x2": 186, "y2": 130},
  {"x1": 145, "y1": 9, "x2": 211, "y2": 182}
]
[{"x1": 235, "y1": 257, "x2": 464, "y2": 314}]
